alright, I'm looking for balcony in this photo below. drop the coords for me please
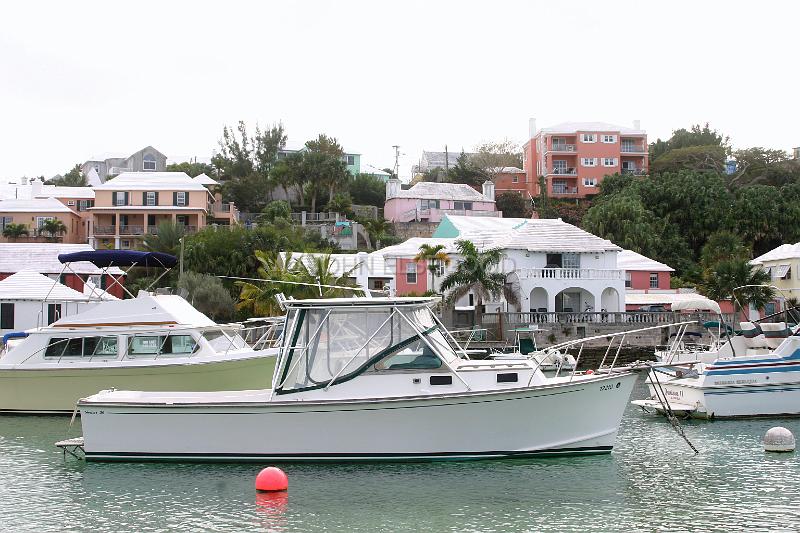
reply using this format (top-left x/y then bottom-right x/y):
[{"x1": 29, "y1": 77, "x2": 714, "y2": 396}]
[
  {"x1": 620, "y1": 144, "x2": 646, "y2": 153},
  {"x1": 551, "y1": 186, "x2": 578, "y2": 195},
  {"x1": 515, "y1": 267, "x2": 624, "y2": 281},
  {"x1": 547, "y1": 167, "x2": 577, "y2": 176},
  {"x1": 549, "y1": 144, "x2": 576, "y2": 153},
  {"x1": 119, "y1": 225, "x2": 144, "y2": 235},
  {"x1": 94, "y1": 225, "x2": 116, "y2": 236},
  {"x1": 621, "y1": 168, "x2": 647, "y2": 176},
  {"x1": 440, "y1": 209, "x2": 500, "y2": 217}
]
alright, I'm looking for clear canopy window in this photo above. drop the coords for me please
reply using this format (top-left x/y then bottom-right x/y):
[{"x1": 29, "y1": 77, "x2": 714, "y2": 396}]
[{"x1": 276, "y1": 304, "x2": 458, "y2": 393}]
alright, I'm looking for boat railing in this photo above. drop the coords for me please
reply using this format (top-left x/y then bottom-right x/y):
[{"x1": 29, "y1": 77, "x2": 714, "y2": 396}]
[{"x1": 536, "y1": 321, "x2": 699, "y2": 381}]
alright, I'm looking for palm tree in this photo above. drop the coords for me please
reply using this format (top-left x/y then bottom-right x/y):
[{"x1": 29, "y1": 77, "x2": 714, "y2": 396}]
[
  {"x1": 363, "y1": 218, "x2": 391, "y2": 250},
  {"x1": 439, "y1": 240, "x2": 518, "y2": 326},
  {"x1": 236, "y1": 251, "x2": 304, "y2": 316},
  {"x1": 295, "y1": 254, "x2": 358, "y2": 298},
  {"x1": 701, "y1": 259, "x2": 774, "y2": 321},
  {"x1": 143, "y1": 221, "x2": 185, "y2": 255},
  {"x1": 40, "y1": 219, "x2": 67, "y2": 241},
  {"x1": 2, "y1": 223, "x2": 29, "y2": 241},
  {"x1": 413, "y1": 243, "x2": 451, "y2": 293}
]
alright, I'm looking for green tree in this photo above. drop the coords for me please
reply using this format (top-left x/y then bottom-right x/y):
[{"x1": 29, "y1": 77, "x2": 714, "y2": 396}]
[
  {"x1": 495, "y1": 191, "x2": 531, "y2": 218},
  {"x1": 700, "y1": 260, "x2": 774, "y2": 321},
  {"x1": 650, "y1": 123, "x2": 730, "y2": 161},
  {"x1": 166, "y1": 161, "x2": 216, "y2": 178},
  {"x1": 258, "y1": 201, "x2": 292, "y2": 225},
  {"x1": 326, "y1": 192, "x2": 353, "y2": 216},
  {"x1": 439, "y1": 240, "x2": 518, "y2": 326},
  {"x1": 413, "y1": 243, "x2": 451, "y2": 293},
  {"x1": 294, "y1": 253, "x2": 358, "y2": 297},
  {"x1": 47, "y1": 164, "x2": 87, "y2": 186},
  {"x1": 363, "y1": 218, "x2": 392, "y2": 249},
  {"x1": 731, "y1": 185, "x2": 784, "y2": 255},
  {"x1": 236, "y1": 251, "x2": 305, "y2": 316},
  {"x1": 470, "y1": 140, "x2": 523, "y2": 179},
  {"x1": 178, "y1": 271, "x2": 235, "y2": 321},
  {"x1": 304, "y1": 136, "x2": 350, "y2": 205},
  {"x1": 143, "y1": 222, "x2": 185, "y2": 256},
  {"x1": 448, "y1": 152, "x2": 486, "y2": 186},
  {"x1": 348, "y1": 173, "x2": 386, "y2": 207},
  {"x1": 2, "y1": 223, "x2": 29, "y2": 241},
  {"x1": 700, "y1": 230, "x2": 751, "y2": 270},
  {"x1": 728, "y1": 147, "x2": 800, "y2": 188},
  {"x1": 649, "y1": 145, "x2": 727, "y2": 175},
  {"x1": 535, "y1": 176, "x2": 558, "y2": 219},
  {"x1": 40, "y1": 219, "x2": 67, "y2": 241}
]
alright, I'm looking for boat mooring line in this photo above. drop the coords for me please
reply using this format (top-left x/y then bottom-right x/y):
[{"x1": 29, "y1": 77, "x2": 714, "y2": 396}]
[{"x1": 649, "y1": 369, "x2": 699, "y2": 454}]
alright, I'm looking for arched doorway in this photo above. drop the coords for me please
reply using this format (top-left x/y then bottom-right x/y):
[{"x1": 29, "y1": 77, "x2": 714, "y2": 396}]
[
  {"x1": 555, "y1": 288, "x2": 595, "y2": 313},
  {"x1": 530, "y1": 287, "x2": 548, "y2": 313},
  {"x1": 601, "y1": 287, "x2": 621, "y2": 312}
]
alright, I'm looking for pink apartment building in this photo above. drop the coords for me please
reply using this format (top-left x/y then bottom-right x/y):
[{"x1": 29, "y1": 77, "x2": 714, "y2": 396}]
[
  {"x1": 383, "y1": 179, "x2": 498, "y2": 223},
  {"x1": 522, "y1": 120, "x2": 648, "y2": 199}
]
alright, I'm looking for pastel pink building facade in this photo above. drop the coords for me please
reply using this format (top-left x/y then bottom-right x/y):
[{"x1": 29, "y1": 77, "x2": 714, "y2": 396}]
[
  {"x1": 523, "y1": 120, "x2": 648, "y2": 199},
  {"x1": 384, "y1": 179, "x2": 498, "y2": 223}
]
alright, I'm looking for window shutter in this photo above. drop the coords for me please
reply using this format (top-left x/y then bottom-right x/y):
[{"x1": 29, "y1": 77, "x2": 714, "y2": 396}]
[
  {"x1": 155, "y1": 191, "x2": 159, "y2": 205},
  {"x1": 185, "y1": 191, "x2": 190, "y2": 205},
  {"x1": 173, "y1": 192, "x2": 178, "y2": 206},
  {"x1": 124, "y1": 192, "x2": 129, "y2": 205},
  {"x1": 142, "y1": 192, "x2": 147, "y2": 205},
  {"x1": 0, "y1": 302, "x2": 14, "y2": 330}
]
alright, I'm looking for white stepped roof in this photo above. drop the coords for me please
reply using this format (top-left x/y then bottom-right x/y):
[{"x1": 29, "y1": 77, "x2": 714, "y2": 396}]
[
  {"x1": 0, "y1": 271, "x2": 90, "y2": 302},
  {"x1": 193, "y1": 173, "x2": 219, "y2": 186},
  {"x1": 0, "y1": 197, "x2": 74, "y2": 213},
  {"x1": 0, "y1": 243, "x2": 125, "y2": 275},
  {"x1": 625, "y1": 291, "x2": 718, "y2": 309},
  {"x1": 52, "y1": 292, "x2": 215, "y2": 328},
  {"x1": 539, "y1": 121, "x2": 645, "y2": 135},
  {"x1": 93, "y1": 172, "x2": 208, "y2": 191},
  {"x1": 85, "y1": 167, "x2": 102, "y2": 187},
  {"x1": 374, "y1": 237, "x2": 458, "y2": 258},
  {"x1": 497, "y1": 219, "x2": 621, "y2": 253},
  {"x1": 617, "y1": 250, "x2": 674, "y2": 272},
  {"x1": 751, "y1": 243, "x2": 800, "y2": 264},
  {"x1": 392, "y1": 182, "x2": 493, "y2": 202},
  {"x1": 441, "y1": 215, "x2": 531, "y2": 236},
  {"x1": 36, "y1": 186, "x2": 94, "y2": 199}
]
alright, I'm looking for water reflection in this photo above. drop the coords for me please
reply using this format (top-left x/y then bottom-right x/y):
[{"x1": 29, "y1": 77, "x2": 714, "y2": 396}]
[{"x1": 254, "y1": 491, "x2": 289, "y2": 531}]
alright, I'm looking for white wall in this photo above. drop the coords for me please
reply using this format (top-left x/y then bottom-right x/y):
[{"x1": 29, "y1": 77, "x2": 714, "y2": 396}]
[{"x1": 0, "y1": 299, "x2": 97, "y2": 335}]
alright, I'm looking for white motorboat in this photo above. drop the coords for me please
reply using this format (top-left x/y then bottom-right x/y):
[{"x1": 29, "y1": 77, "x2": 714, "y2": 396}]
[
  {"x1": 0, "y1": 250, "x2": 279, "y2": 413},
  {"x1": 73, "y1": 297, "x2": 637, "y2": 462},
  {"x1": 633, "y1": 321, "x2": 800, "y2": 418}
]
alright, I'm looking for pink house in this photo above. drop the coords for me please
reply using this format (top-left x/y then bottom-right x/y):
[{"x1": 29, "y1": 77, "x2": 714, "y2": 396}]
[
  {"x1": 384, "y1": 179, "x2": 498, "y2": 223},
  {"x1": 522, "y1": 120, "x2": 648, "y2": 199}
]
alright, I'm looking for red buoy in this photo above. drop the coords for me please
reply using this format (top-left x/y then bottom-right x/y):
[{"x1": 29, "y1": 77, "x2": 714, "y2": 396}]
[{"x1": 255, "y1": 467, "x2": 289, "y2": 492}]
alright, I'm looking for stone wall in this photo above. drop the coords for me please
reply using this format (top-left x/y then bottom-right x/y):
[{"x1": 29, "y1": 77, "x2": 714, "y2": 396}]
[{"x1": 391, "y1": 221, "x2": 438, "y2": 240}]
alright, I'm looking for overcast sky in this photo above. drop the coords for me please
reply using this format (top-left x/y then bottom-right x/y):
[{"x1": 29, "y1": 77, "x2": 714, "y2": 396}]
[{"x1": 1, "y1": 0, "x2": 798, "y2": 180}]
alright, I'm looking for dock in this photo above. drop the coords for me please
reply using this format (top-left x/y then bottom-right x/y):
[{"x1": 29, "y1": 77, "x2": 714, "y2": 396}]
[{"x1": 55, "y1": 437, "x2": 85, "y2": 460}]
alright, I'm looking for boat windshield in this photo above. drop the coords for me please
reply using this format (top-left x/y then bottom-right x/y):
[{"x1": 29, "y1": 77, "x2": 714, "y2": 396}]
[{"x1": 275, "y1": 304, "x2": 457, "y2": 394}]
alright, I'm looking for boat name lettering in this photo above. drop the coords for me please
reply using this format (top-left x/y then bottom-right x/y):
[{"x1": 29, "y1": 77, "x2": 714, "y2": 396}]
[
  {"x1": 665, "y1": 389, "x2": 683, "y2": 398},
  {"x1": 600, "y1": 382, "x2": 620, "y2": 391},
  {"x1": 82, "y1": 410, "x2": 104, "y2": 415}
]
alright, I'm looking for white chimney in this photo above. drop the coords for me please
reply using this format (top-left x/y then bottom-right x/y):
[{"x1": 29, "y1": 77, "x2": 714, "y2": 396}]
[
  {"x1": 528, "y1": 118, "x2": 537, "y2": 140},
  {"x1": 482, "y1": 180, "x2": 495, "y2": 201},
  {"x1": 386, "y1": 177, "x2": 401, "y2": 200},
  {"x1": 633, "y1": 119, "x2": 641, "y2": 130},
  {"x1": 31, "y1": 177, "x2": 43, "y2": 198}
]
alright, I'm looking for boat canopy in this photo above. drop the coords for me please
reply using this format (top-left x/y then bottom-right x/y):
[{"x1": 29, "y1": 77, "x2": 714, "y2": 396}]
[
  {"x1": 273, "y1": 300, "x2": 459, "y2": 394},
  {"x1": 670, "y1": 298, "x2": 722, "y2": 315},
  {"x1": 57, "y1": 250, "x2": 178, "y2": 268}
]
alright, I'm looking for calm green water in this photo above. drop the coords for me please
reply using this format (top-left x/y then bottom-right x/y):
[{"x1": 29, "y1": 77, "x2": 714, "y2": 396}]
[{"x1": 2, "y1": 377, "x2": 799, "y2": 532}]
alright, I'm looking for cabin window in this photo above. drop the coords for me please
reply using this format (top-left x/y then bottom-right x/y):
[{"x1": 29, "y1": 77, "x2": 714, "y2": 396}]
[
  {"x1": 43, "y1": 336, "x2": 118, "y2": 357},
  {"x1": 276, "y1": 306, "x2": 454, "y2": 393},
  {"x1": 202, "y1": 330, "x2": 247, "y2": 351},
  {"x1": 128, "y1": 334, "x2": 197, "y2": 356}
]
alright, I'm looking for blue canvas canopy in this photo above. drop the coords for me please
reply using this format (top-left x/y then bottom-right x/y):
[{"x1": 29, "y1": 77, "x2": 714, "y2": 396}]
[{"x1": 57, "y1": 250, "x2": 177, "y2": 268}]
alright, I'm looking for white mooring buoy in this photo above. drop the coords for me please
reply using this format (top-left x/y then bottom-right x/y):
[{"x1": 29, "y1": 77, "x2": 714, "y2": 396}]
[{"x1": 764, "y1": 427, "x2": 796, "y2": 452}]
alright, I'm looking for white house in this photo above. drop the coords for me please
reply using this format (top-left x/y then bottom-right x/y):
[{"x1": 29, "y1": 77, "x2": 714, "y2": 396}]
[{"x1": 0, "y1": 271, "x2": 101, "y2": 336}]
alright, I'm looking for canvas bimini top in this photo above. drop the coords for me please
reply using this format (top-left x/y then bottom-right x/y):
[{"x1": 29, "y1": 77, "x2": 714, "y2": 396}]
[{"x1": 58, "y1": 250, "x2": 177, "y2": 268}]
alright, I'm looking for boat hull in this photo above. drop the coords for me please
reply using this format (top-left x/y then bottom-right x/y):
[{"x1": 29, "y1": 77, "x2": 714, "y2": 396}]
[
  {"x1": 647, "y1": 379, "x2": 800, "y2": 419},
  {"x1": 80, "y1": 372, "x2": 638, "y2": 462},
  {"x1": 0, "y1": 356, "x2": 276, "y2": 414}
]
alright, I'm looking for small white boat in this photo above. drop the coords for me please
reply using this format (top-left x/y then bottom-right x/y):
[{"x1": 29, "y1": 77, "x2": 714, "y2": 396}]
[
  {"x1": 74, "y1": 297, "x2": 638, "y2": 462},
  {"x1": 633, "y1": 321, "x2": 800, "y2": 419},
  {"x1": 0, "y1": 250, "x2": 278, "y2": 413}
]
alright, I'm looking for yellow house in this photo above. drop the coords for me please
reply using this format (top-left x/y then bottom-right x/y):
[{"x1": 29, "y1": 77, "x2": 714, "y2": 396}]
[
  {"x1": 0, "y1": 198, "x2": 84, "y2": 244},
  {"x1": 89, "y1": 172, "x2": 214, "y2": 250},
  {"x1": 751, "y1": 243, "x2": 800, "y2": 303}
]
